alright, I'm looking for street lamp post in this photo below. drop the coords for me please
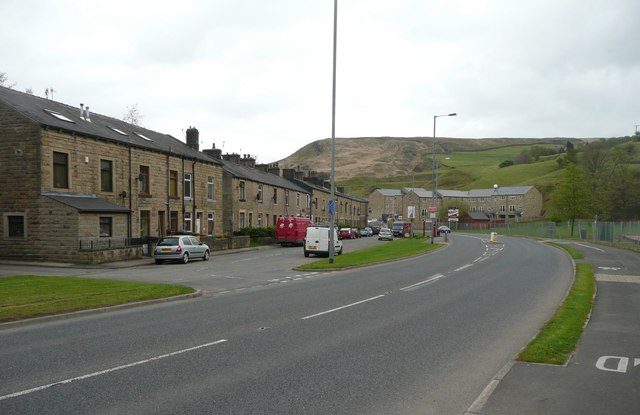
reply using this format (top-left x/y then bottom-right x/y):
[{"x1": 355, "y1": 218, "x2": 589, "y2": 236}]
[
  {"x1": 328, "y1": 0, "x2": 338, "y2": 263},
  {"x1": 493, "y1": 183, "x2": 499, "y2": 228},
  {"x1": 431, "y1": 112, "x2": 457, "y2": 243}
]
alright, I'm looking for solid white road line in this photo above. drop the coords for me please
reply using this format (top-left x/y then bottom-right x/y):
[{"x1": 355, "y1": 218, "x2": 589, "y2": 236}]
[
  {"x1": 301, "y1": 295, "x2": 386, "y2": 320},
  {"x1": 572, "y1": 242, "x2": 606, "y2": 252},
  {"x1": 454, "y1": 264, "x2": 473, "y2": 272},
  {"x1": 0, "y1": 339, "x2": 228, "y2": 401},
  {"x1": 400, "y1": 274, "x2": 444, "y2": 291}
]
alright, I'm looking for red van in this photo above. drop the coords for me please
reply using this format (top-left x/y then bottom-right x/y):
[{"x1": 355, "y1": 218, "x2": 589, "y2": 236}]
[{"x1": 276, "y1": 216, "x2": 312, "y2": 246}]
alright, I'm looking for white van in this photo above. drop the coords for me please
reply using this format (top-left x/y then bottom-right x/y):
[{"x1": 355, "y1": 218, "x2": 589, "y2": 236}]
[{"x1": 303, "y1": 226, "x2": 343, "y2": 257}]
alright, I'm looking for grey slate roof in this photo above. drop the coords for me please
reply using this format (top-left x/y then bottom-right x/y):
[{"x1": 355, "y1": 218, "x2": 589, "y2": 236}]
[
  {"x1": 439, "y1": 186, "x2": 534, "y2": 198},
  {"x1": 438, "y1": 190, "x2": 469, "y2": 198},
  {"x1": 402, "y1": 187, "x2": 432, "y2": 198},
  {"x1": 0, "y1": 86, "x2": 221, "y2": 165},
  {"x1": 467, "y1": 186, "x2": 534, "y2": 197},
  {"x1": 375, "y1": 189, "x2": 403, "y2": 197},
  {"x1": 222, "y1": 160, "x2": 309, "y2": 193},
  {"x1": 44, "y1": 192, "x2": 130, "y2": 213},
  {"x1": 465, "y1": 212, "x2": 490, "y2": 220},
  {"x1": 283, "y1": 178, "x2": 367, "y2": 202}
]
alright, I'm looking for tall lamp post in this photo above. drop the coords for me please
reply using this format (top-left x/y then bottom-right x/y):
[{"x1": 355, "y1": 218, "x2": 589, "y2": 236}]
[
  {"x1": 493, "y1": 183, "x2": 499, "y2": 228},
  {"x1": 328, "y1": 0, "x2": 338, "y2": 263},
  {"x1": 431, "y1": 112, "x2": 457, "y2": 243}
]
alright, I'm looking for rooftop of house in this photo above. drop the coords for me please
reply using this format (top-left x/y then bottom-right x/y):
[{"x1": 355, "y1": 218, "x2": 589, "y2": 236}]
[{"x1": 0, "y1": 85, "x2": 220, "y2": 165}]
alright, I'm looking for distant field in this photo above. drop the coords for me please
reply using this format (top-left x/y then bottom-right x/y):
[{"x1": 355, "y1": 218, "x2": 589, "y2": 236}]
[{"x1": 340, "y1": 144, "x2": 565, "y2": 199}]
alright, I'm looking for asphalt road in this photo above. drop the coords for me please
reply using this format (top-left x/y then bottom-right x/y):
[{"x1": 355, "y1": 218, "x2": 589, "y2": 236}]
[{"x1": 0, "y1": 234, "x2": 573, "y2": 414}]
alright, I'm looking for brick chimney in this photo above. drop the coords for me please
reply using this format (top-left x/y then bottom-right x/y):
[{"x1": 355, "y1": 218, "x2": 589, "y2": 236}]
[
  {"x1": 267, "y1": 162, "x2": 280, "y2": 176},
  {"x1": 240, "y1": 154, "x2": 256, "y2": 168},
  {"x1": 282, "y1": 169, "x2": 295, "y2": 180},
  {"x1": 202, "y1": 143, "x2": 222, "y2": 160},
  {"x1": 223, "y1": 153, "x2": 241, "y2": 164},
  {"x1": 186, "y1": 127, "x2": 199, "y2": 151}
]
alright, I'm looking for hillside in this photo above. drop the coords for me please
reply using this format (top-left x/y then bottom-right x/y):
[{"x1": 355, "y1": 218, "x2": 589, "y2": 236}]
[
  {"x1": 278, "y1": 136, "x2": 578, "y2": 182},
  {"x1": 277, "y1": 137, "x2": 581, "y2": 197}
]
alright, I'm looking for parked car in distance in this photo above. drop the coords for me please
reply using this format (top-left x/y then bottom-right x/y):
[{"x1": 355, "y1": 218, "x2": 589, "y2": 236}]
[
  {"x1": 154, "y1": 235, "x2": 210, "y2": 264},
  {"x1": 378, "y1": 228, "x2": 393, "y2": 241},
  {"x1": 360, "y1": 227, "x2": 373, "y2": 237},
  {"x1": 437, "y1": 225, "x2": 451, "y2": 235},
  {"x1": 339, "y1": 228, "x2": 357, "y2": 239},
  {"x1": 304, "y1": 226, "x2": 343, "y2": 257},
  {"x1": 392, "y1": 221, "x2": 406, "y2": 237}
]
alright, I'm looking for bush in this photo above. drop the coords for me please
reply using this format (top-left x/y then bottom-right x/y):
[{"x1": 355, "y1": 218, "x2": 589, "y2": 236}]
[
  {"x1": 235, "y1": 226, "x2": 276, "y2": 238},
  {"x1": 499, "y1": 160, "x2": 514, "y2": 168}
]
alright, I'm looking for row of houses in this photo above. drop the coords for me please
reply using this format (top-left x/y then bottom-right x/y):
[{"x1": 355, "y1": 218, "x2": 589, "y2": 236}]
[
  {"x1": 0, "y1": 86, "x2": 367, "y2": 263},
  {"x1": 368, "y1": 185, "x2": 543, "y2": 229}
]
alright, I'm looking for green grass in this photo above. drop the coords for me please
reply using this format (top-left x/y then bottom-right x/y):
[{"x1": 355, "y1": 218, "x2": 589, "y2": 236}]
[
  {"x1": 518, "y1": 263, "x2": 595, "y2": 364},
  {"x1": 339, "y1": 144, "x2": 565, "y2": 198},
  {"x1": 546, "y1": 242, "x2": 585, "y2": 260},
  {"x1": 0, "y1": 276, "x2": 195, "y2": 322},
  {"x1": 297, "y1": 237, "x2": 443, "y2": 270}
]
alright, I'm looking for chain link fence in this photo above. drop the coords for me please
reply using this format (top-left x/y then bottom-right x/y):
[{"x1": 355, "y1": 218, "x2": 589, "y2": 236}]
[{"x1": 458, "y1": 220, "x2": 640, "y2": 248}]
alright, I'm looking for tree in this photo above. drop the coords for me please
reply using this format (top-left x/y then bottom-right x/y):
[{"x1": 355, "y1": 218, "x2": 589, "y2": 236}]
[
  {"x1": 123, "y1": 104, "x2": 143, "y2": 126},
  {"x1": 566, "y1": 141, "x2": 577, "y2": 163},
  {"x1": 579, "y1": 142, "x2": 612, "y2": 217},
  {"x1": 606, "y1": 164, "x2": 640, "y2": 220},
  {"x1": 553, "y1": 164, "x2": 593, "y2": 236},
  {"x1": 0, "y1": 71, "x2": 16, "y2": 88}
]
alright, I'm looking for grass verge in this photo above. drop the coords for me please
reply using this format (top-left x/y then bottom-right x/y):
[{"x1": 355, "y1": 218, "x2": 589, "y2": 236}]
[
  {"x1": 546, "y1": 241, "x2": 585, "y2": 260},
  {"x1": 297, "y1": 237, "x2": 443, "y2": 270},
  {"x1": 0, "y1": 276, "x2": 195, "y2": 323},
  {"x1": 517, "y1": 262, "x2": 595, "y2": 364}
]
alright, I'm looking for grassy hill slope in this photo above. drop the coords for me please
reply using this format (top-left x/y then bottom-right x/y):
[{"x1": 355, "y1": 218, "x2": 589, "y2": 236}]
[{"x1": 278, "y1": 137, "x2": 575, "y2": 182}]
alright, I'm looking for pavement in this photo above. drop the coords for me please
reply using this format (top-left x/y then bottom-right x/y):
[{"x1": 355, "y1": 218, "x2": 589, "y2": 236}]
[
  {"x1": 466, "y1": 241, "x2": 640, "y2": 414},
  {"x1": 0, "y1": 245, "x2": 266, "y2": 269}
]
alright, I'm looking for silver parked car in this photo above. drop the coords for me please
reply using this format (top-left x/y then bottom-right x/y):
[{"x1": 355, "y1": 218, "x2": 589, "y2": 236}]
[
  {"x1": 378, "y1": 228, "x2": 394, "y2": 241},
  {"x1": 154, "y1": 235, "x2": 210, "y2": 264}
]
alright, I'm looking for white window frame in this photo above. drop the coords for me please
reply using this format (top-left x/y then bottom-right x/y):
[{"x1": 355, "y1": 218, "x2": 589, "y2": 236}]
[
  {"x1": 184, "y1": 212, "x2": 192, "y2": 232},
  {"x1": 184, "y1": 173, "x2": 192, "y2": 199},
  {"x1": 207, "y1": 176, "x2": 215, "y2": 200}
]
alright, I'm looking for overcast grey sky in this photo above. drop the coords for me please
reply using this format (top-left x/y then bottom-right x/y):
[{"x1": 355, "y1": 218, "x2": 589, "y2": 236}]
[{"x1": 2, "y1": 0, "x2": 638, "y2": 163}]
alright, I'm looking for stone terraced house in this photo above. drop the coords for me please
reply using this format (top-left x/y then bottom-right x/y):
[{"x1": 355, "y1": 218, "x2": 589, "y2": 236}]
[
  {"x1": 0, "y1": 86, "x2": 370, "y2": 263},
  {"x1": 369, "y1": 185, "x2": 543, "y2": 229},
  {"x1": 0, "y1": 86, "x2": 224, "y2": 263}
]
